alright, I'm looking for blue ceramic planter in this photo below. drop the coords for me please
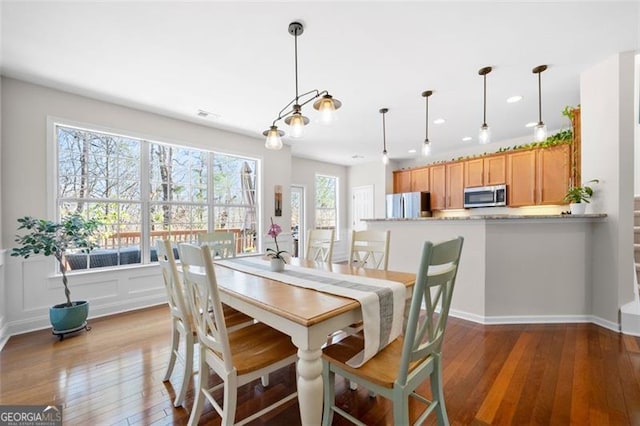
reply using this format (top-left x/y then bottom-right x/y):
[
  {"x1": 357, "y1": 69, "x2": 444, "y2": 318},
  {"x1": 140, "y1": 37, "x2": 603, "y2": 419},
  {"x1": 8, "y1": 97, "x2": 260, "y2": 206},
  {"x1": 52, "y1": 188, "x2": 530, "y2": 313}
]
[{"x1": 49, "y1": 300, "x2": 89, "y2": 332}]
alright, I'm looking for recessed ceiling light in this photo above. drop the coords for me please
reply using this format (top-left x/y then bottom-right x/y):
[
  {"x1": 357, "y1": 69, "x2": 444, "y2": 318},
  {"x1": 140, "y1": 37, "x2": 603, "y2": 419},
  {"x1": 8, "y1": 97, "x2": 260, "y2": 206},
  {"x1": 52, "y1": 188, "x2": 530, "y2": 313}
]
[
  {"x1": 525, "y1": 122, "x2": 537, "y2": 128},
  {"x1": 462, "y1": 136, "x2": 472, "y2": 142},
  {"x1": 507, "y1": 95, "x2": 523, "y2": 103},
  {"x1": 408, "y1": 149, "x2": 417, "y2": 154},
  {"x1": 433, "y1": 118, "x2": 446, "y2": 125},
  {"x1": 351, "y1": 154, "x2": 364, "y2": 159}
]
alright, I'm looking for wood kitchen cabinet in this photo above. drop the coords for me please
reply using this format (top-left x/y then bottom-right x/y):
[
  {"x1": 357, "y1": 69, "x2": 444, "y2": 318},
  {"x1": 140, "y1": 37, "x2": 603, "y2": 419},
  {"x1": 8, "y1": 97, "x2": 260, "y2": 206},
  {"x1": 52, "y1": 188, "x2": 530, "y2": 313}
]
[
  {"x1": 410, "y1": 167, "x2": 430, "y2": 192},
  {"x1": 507, "y1": 150, "x2": 537, "y2": 206},
  {"x1": 464, "y1": 158, "x2": 484, "y2": 188},
  {"x1": 483, "y1": 155, "x2": 506, "y2": 186},
  {"x1": 537, "y1": 144, "x2": 570, "y2": 204},
  {"x1": 429, "y1": 165, "x2": 446, "y2": 210},
  {"x1": 446, "y1": 162, "x2": 464, "y2": 209},
  {"x1": 393, "y1": 170, "x2": 411, "y2": 193},
  {"x1": 465, "y1": 155, "x2": 505, "y2": 188}
]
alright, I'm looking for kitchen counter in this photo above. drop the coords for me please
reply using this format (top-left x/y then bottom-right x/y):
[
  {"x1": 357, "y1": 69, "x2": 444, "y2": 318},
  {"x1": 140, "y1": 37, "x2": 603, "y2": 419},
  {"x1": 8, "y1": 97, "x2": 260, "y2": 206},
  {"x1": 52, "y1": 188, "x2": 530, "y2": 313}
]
[{"x1": 365, "y1": 215, "x2": 605, "y2": 327}]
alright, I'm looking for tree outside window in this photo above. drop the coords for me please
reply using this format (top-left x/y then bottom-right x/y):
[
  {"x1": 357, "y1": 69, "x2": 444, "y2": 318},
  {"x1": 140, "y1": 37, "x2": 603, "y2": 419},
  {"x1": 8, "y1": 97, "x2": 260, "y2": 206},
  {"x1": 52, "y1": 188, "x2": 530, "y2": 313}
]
[{"x1": 315, "y1": 174, "x2": 337, "y2": 231}]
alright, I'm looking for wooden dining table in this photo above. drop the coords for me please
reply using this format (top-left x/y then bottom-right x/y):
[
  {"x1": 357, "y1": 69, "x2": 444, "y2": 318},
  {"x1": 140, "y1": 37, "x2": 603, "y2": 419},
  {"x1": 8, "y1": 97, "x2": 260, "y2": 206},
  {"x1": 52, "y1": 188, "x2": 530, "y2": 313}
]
[{"x1": 212, "y1": 257, "x2": 416, "y2": 426}]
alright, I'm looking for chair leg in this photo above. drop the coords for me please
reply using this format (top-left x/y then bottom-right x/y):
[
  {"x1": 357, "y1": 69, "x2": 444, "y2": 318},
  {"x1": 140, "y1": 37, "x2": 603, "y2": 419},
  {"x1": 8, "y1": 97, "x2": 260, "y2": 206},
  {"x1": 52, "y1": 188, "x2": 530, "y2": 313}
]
[
  {"x1": 187, "y1": 347, "x2": 206, "y2": 426},
  {"x1": 222, "y1": 374, "x2": 238, "y2": 426},
  {"x1": 392, "y1": 388, "x2": 410, "y2": 426},
  {"x1": 431, "y1": 355, "x2": 450, "y2": 426},
  {"x1": 163, "y1": 321, "x2": 179, "y2": 381},
  {"x1": 261, "y1": 374, "x2": 270, "y2": 387},
  {"x1": 322, "y1": 363, "x2": 335, "y2": 426},
  {"x1": 174, "y1": 331, "x2": 194, "y2": 407}
]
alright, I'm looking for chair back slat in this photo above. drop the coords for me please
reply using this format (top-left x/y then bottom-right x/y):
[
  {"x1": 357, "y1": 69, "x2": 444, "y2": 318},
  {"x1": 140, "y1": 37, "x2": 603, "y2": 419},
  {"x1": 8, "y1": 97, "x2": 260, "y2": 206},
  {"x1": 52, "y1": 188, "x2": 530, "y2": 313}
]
[
  {"x1": 198, "y1": 232, "x2": 236, "y2": 259},
  {"x1": 397, "y1": 236, "x2": 463, "y2": 386},
  {"x1": 179, "y1": 243, "x2": 233, "y2": 373},
  {"x1": 306, "y1": 229, "x2": 335, "y2": 262},
  {"x1": 349, "y1": 230, "x2": 390, "y2": 270},
  {"x1": 156, "y1": 239, "x2": 191, "y2": 326}
]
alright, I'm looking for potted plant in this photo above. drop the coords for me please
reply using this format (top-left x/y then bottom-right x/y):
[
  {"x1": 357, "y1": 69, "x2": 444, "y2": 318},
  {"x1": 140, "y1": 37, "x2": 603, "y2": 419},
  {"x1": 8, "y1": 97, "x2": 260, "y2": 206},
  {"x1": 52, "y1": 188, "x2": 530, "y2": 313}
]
[
  {"x1": 11, "y1": 214, "x2": 101, "y2": 337},
  {"x1": 564, "y1": 179, "x2": 599, "y2": 215},
  {"x1": 265, "y1": 217, "x2": 289, "y2": 272}
]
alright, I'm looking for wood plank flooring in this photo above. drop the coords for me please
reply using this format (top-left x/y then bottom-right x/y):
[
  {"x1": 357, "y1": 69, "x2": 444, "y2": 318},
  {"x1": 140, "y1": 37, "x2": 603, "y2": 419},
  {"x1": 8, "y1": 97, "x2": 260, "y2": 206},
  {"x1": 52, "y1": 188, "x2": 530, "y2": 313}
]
[{"x1": 1, "y1": 305, "x2": 640, "y2": 425}]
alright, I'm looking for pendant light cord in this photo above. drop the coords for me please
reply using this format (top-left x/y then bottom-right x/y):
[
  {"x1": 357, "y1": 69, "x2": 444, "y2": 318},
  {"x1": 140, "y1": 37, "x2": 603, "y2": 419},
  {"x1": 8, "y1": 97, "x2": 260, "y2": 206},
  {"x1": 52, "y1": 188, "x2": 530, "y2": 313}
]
[
  {"x1": 382, "y1": 112, "x2": 387, "y2": 151},
  {"x1": 425, "y1": 95, "x2": 429, "y2": 140},
  {"x1": 537, "y1": 71, "x2": 542, "y2": 124},
  {"x1": 294, "y1": 31, "x2": 299, "y2": 104},
  {"x1": 483, "y1": 73, "x2": 487, "y2": 126}
]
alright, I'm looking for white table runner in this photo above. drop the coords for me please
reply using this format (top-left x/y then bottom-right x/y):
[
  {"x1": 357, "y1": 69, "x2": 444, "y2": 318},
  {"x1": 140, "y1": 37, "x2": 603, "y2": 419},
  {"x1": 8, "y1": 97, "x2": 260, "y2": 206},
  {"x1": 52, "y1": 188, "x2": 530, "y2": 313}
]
[{"x1": 215, "y1": 257, "x2": 406, "y2": 367}]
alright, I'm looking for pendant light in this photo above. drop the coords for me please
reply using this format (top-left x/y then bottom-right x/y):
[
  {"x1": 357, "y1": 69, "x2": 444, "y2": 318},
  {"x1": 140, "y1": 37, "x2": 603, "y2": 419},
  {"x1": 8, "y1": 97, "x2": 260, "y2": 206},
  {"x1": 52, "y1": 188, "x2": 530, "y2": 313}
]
[
  {"x1": 380, "y1": 108, "x2": 389, "y2": 165},
  {"x1": 263, "y1": 21, "x2": 342, "y2": 149},
  {"x1": 422, "y1": 90, "x2": 433, "y2": 156},
  {"x1": 478, "y1": 66, "x2": 492, "y2": 145},
  {"x1": 532, "y1": 64, "x2": 548, "y2": 142}
]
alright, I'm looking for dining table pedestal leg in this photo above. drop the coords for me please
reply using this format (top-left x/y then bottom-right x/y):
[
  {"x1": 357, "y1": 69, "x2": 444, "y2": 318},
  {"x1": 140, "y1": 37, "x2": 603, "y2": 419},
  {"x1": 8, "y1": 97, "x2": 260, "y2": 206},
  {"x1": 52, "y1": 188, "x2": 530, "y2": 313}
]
[{"x1": 296, "y1": 347, "x2": 324, "y2": 425}]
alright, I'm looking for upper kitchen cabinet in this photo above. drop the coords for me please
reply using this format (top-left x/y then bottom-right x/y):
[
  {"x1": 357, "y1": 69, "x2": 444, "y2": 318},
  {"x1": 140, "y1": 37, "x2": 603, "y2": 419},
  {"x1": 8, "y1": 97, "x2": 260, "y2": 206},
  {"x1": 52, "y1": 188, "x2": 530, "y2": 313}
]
[
  {"x1": 507, "y1": 144, "x2": 570, "y2": 206},
  {"x1": 537, "y1": 144, "x2": 571, "y2": 205},
  {"x1": 507, "y1": 150, "x2": 537, "y2": 206},
  {"x1": 465, "y1": 155, "x2": 506, "y2": 188},
  {"x1": 429, "y1": 165, "x2": 446, "y2": 210},
  {"x1": 483, "y1": 155, "x2": 506, "y2": 186},
  {"x1": 393, "y1": 170, "x2": 411, "y2": 193},
  {"x1": 410, "y1": 167, "x2": 430, "y2": 192},
  {"x1": 446, "y1": 162, "x2": 464, "y2": 209}
]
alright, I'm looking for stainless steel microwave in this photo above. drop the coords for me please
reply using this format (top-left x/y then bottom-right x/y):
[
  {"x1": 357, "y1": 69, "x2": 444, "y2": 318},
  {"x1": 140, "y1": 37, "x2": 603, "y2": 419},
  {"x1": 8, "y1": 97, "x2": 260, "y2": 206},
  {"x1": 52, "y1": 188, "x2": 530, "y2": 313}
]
[{"x1": 464, "y1": 184, "x2": 507, "y2": 208}]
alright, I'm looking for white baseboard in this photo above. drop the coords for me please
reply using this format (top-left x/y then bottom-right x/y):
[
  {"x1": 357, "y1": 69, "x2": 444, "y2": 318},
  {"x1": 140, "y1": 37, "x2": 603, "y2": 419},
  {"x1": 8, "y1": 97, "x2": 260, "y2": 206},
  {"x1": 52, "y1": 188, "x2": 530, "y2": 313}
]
[
  {"x1": 0, "y1": 317, "x2": 9, "y2": 352},
  {"x1": 449, "y1": 309, "x2": 621, "y2": 333},
  {"x1": 5, "y1": 294, "x2": 167, "y2": 339}
]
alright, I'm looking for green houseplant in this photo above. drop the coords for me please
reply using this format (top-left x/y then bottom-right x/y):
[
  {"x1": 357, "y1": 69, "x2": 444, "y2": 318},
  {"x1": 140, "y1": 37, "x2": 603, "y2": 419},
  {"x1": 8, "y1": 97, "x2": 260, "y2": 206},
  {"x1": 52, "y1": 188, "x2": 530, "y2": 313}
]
[
  {"x1": 564, "y1": 179, "x2": 599, "y2": 214},
  {"x1": 12, "y1": 214, "x2": 101, "y2": 335}
]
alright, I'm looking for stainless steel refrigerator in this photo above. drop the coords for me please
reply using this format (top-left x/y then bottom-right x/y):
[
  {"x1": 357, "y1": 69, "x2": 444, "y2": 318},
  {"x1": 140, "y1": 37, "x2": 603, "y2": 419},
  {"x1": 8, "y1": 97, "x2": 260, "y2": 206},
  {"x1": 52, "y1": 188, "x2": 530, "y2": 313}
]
[{"x1": 386, "y1": 192, "x2": 431, "y2": 218}]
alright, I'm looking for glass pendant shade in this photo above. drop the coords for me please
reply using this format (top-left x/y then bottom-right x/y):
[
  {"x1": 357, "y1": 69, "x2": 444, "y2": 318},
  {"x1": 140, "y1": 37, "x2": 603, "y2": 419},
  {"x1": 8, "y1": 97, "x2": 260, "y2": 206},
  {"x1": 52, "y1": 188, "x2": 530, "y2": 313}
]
[
  {"x1": 263, "y1": 126, "x2": 284, "y2": 150},
  {"x1": 382, "y1": 150, "x2": 389, "y2": 165},
  {"x1": 479, "y1": 124, "x2": 491, "y2": 145},
  {"x1": 422, "y1": 140, "x2": 431, "y2": 156},
  {"x1": 285, "y1": 112, "x2": 309, "y2": 138},
  {"x1": 534, "y1": 123, "x2": 547, "y2": 142},
  {"x1": 313, "y1": 95, "x2": 342, "y2": 124}
]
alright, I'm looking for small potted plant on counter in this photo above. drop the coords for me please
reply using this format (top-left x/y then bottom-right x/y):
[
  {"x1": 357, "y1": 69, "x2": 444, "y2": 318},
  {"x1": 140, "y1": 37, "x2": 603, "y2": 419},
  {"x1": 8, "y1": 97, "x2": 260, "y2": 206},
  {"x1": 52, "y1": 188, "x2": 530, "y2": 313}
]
[
  {"x1": 564, "y1": 179, "x2": 599, "y2": 215},
  {"x1": 12, "y1": 214, "x2": 101, "y2": 339}
]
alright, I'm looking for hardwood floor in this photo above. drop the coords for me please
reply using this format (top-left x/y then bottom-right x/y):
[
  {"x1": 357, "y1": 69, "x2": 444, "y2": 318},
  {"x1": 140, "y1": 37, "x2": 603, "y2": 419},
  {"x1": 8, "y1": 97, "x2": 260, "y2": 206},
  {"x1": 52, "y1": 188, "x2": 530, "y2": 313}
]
[{"x1": 1, "y1": 305, "x2": 639, "y2": 425}]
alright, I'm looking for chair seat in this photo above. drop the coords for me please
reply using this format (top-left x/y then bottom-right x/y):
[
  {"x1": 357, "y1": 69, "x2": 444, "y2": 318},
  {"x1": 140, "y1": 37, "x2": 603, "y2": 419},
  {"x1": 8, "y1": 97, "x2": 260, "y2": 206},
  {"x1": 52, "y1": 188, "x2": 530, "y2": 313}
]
[
  {"x1": 229, "y1": 322, "x2": 298, "y2": 375},
  {"x1": 222, "y1": 304, "x2": 254, "y2": 330},
  {"x1": 322, "y1": 333, "x2": 426, "y2": 389}
]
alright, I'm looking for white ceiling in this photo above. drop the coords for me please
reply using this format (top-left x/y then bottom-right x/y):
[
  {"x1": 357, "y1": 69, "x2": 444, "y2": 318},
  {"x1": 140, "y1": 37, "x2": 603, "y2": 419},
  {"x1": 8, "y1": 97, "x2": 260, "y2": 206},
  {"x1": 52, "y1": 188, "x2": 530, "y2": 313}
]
[{"x1": 1, "y1": 1, "x2": 638, "y2": 166}]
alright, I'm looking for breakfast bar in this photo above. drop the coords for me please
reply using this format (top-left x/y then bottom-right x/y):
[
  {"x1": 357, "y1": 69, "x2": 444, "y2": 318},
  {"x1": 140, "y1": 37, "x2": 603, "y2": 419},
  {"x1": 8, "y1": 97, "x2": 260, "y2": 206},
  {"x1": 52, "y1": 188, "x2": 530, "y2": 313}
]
[{"x1": 364, "y1": 214, "x2": 607, "y2": 325}]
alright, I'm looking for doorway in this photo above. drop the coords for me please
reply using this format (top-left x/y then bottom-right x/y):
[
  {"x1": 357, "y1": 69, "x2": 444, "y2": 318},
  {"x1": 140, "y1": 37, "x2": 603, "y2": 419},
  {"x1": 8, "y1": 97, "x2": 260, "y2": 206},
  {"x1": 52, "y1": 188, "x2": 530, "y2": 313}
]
[
  {"x1": 291, "y1": 185, "x2": 305, "y2": 258},
  {"x1": 352, "y1": 185, "x2": 374, "y2": 231}
]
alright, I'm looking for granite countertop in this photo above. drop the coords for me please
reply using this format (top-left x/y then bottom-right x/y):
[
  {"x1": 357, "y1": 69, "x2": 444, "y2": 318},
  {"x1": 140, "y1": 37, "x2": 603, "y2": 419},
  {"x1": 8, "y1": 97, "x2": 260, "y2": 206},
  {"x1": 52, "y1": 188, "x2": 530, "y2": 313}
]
[{"x1": 363, "y1": 213, "x2": 607, "y2": 221}]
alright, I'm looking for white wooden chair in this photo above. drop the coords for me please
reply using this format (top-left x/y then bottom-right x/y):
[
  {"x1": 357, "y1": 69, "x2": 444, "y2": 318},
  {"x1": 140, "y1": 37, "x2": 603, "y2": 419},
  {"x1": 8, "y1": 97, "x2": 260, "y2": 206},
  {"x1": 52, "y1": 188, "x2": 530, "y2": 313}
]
[
  {"x1": 349, "y1": 230, "x2": 390, "y2": 270},
  {"x1": 305, "y1": 229, "x2": 335, "y2": 262},
  {"x1": 156, "y1": 239, "x2": 253, "y2": 408},
  {"x1": 198, "y1": 231, "x2": 236, "y2": 259},
  {"x1": 179, "y1": 243, "x2": 298, "y2": 426},
  {"x1": 322, "y1": 237, "x2": 464, "y2": 426}
]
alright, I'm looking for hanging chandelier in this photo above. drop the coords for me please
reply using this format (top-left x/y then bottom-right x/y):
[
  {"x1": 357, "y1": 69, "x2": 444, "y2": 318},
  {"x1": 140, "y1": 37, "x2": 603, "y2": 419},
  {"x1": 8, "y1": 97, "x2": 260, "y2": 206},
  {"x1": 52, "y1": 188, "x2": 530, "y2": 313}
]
[{"x1": 263, "y1": 21, "x2": 342, "y2": 150}]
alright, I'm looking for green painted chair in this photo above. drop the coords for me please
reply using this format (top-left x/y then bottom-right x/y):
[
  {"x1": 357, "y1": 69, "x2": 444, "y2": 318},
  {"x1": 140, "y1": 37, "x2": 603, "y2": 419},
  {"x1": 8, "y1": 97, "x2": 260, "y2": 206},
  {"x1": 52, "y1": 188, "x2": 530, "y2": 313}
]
[{"x1": 322, "y1": 236, "x2": 464, "y2": 426}]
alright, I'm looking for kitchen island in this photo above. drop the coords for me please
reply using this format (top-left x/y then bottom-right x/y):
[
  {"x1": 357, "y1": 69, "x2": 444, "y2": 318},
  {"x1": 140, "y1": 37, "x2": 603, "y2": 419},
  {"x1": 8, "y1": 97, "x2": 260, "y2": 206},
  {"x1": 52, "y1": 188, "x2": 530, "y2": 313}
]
[{"x1": 364, "y1": 214, "x2": 609, "y2": 327}]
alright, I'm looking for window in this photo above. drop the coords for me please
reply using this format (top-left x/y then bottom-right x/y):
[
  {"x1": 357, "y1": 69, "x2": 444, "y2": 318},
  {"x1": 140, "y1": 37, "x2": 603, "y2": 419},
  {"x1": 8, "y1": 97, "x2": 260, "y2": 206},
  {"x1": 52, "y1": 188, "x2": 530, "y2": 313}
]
[
  {"x1": 315, "y1": 174, "x2": 338, "y2": 231},
  {"x1": 55, "y1": 123, "x2": 259, "y2": 270}
]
